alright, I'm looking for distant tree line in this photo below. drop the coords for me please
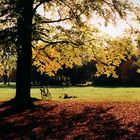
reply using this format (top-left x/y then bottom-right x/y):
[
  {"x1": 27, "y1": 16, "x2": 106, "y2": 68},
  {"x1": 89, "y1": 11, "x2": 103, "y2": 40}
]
[
  {"x1": 33, "y1": 59, "x2": 140, "y2": 86},
  {"x1": 1, "y1": 58, "x2": 139, "y2": 87}
]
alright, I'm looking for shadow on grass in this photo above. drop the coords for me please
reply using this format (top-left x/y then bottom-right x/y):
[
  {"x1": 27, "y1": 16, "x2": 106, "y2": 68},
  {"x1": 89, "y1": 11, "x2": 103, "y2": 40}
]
[{"x1": 0, "y1": 102, "x2": 140, "y2": 139}]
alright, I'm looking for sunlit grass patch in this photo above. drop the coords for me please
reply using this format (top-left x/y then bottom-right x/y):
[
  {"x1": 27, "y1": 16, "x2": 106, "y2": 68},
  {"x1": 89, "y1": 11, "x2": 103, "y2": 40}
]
[
  {"x1": 0, "y1": 83, "x2": 140, "y2": 102},
  {"x1": 46, "y1": 87, "x2": 140, "y2": 102}
]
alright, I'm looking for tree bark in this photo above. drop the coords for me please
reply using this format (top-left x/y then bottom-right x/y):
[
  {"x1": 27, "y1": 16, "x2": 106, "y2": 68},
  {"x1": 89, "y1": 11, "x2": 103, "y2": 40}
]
[
  {"x1": 3, "y1": 73, "x2": 7, "y2": 85},
  {"x1": 15, "y1": 0, "x2": 34, "y2": 107}
]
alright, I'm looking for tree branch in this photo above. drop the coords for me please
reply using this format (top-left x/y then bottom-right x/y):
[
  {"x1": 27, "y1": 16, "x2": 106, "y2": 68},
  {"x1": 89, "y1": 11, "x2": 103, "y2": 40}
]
[
  {"x1": 37, "y1": 39, "x2": 83, "y2": 50},
  {"x1": 34, "y1": 12, "x2": 72, "y2": 24}
]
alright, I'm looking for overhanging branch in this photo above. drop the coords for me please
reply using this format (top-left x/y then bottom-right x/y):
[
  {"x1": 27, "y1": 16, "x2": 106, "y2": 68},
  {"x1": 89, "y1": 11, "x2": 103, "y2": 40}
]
[{"x1": 37, "y1": 39, "x2": 84, "y2": 50}]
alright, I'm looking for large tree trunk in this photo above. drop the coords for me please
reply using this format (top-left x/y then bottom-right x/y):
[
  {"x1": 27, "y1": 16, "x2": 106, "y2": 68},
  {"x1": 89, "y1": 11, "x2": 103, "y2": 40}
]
[{"x1": 15, "y1": 0, "x2": 34, "y2": 107}]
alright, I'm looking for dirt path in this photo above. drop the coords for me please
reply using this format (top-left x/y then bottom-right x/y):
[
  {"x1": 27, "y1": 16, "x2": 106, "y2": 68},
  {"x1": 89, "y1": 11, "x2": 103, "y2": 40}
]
[{"x1": 0, "y1": 100, "x2": 140, "y2": 140}]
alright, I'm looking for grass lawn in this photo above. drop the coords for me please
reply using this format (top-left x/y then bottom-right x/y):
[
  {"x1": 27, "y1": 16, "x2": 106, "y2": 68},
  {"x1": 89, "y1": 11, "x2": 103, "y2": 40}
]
[{"x1": 0, "y1": 83, "x2": 140, "y2": 102}]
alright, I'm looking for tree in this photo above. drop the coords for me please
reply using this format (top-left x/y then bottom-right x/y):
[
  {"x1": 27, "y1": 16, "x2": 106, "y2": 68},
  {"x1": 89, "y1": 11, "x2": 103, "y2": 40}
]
[
  {"x1": 94, "y1": 37, "x2": 134, "y2": 78},
  {"x1": 0, "y1": 0, "x2": 138, "y2": 107},
  {"x1": 124, "y1": 21, "x2": 140, "y2": 74},
  {"x1": 135, "y1": 34, "x2": 140, "y2": 73},
  {"x1": 33, "y1": 35, "x2": 135, "y2": 79},
  {"x1": 0, "y1": 45, "x2": 17, "y2": 84},
  {"x1": 0, "y1": 0, "x2": 34, "y2": 106}
]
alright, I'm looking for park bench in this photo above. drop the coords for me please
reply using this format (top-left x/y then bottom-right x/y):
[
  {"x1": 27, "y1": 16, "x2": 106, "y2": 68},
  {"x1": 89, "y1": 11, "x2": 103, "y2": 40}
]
[{"x1": 40, "y1": 86, "x2": 52, "y2": 100}]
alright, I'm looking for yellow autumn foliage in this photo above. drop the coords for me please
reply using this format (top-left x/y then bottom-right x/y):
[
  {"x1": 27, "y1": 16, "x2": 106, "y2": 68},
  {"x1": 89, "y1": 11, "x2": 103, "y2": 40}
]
[{"x1": 32, "y1": 36, "x2": 134, "y2": 78}]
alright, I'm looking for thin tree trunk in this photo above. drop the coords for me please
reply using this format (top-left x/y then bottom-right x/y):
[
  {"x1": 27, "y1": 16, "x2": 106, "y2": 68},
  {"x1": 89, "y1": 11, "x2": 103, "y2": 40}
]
[
  {"x1": 15, "y1": 0, "x2": 34, "y2": 107},
  {"x1": 3, "y1": 74, "x2": 7, "y2": 85}
]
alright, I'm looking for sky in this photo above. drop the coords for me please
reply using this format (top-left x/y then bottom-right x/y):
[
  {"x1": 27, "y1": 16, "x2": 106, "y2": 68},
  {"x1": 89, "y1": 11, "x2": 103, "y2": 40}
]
[
  {"x1": 93, "y1": 0, "x2": 140, "y2": 37},
  {"x1": 93, "y1": 16, "x2": 139, "y2": 37},
  {"x1": 37, "y1": 0, "x2": 140, "y2": 37},
  {"x1": 130, "y1": 0, "x2": 140, "y2": 4}
]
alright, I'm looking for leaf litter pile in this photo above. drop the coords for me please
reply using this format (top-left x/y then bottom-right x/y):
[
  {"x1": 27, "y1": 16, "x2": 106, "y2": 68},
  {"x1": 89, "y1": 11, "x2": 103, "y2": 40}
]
[{"x1": 0, "y1": 100, "x2": 140, "y2": 140}]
